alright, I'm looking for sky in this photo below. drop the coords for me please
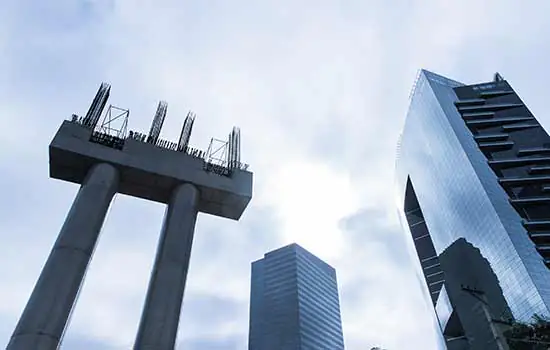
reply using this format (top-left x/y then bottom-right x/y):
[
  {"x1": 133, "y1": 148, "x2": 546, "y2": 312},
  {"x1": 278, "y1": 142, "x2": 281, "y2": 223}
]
[{"x1": 1, "y1": 1, "x2": 550, "y2": 349}]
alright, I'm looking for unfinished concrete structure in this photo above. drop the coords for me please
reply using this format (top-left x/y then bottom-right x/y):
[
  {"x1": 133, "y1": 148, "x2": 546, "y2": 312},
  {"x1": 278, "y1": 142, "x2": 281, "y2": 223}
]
[{"x1": 7, "y1": 84, "x2": 253, "y2": 350}]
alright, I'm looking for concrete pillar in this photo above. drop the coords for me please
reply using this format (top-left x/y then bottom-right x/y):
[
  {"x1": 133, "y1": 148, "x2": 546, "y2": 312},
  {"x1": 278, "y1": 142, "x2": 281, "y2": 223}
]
[
  {"x1": 134, "y1": 183, "x2": 199, "y2": 350},
  {"x1": 7, "y1": 163, "x2": 119, "y2": 350}
]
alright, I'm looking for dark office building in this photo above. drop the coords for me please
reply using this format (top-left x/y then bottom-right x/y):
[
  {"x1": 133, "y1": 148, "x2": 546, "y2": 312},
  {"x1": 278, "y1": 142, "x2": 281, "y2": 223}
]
[
  {"x1": 248, "y1": 243, "x2": 344, "y2": 350},
  {"x1": 396, "y1": 70, "x2": 550, "y2": 349}
]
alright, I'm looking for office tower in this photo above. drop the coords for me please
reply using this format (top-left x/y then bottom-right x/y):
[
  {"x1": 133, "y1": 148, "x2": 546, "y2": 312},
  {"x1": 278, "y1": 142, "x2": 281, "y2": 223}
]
[
  {"x1": 7, "y1": 84, "x2": 252, "y2": 350},
  {"x1": 396, "y1": 70, "x2": 550, "y2": 349},
  {"x1": 248, "y1": 243, "x2": 345, "y2": 350}
]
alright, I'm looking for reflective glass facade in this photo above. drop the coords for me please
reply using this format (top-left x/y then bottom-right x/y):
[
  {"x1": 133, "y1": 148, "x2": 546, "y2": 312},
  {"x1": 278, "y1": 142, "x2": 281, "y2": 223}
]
[
  {"x1": 396, "y1": 70, "x2": 550, "y2": 347},
  {"x1": 248, "y1": 243, "x2": 344, "y2": 350}
]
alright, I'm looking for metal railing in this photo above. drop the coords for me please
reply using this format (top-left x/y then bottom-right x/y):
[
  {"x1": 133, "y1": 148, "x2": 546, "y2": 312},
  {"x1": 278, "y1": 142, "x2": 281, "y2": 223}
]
[
  {"x1": 69, "y1": 115, "x2": 125, "y2": 150},
  {"x1": 128, "y1": 130, "x2": 250, "y2": 176},
  {"x1": 67, "y1": 120, "x2": 252, "y2": 175},
  {"x1": 89, "y1": 131, "x2": 125, "y2": 150},
  {"x1": 70, "y1": 114, "x2": 94, "y2": 129}
]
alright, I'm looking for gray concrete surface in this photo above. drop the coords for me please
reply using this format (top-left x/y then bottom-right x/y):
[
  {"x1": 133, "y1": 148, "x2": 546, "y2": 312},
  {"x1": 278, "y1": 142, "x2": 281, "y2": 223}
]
[
  {"x1": 7, "y1": 163, "x2": 119, "y2": 350},
  {"x1": 49, "y1": 121, "x2": 253, "y2": 220},
  {"x1": 134, "y1": 183, "x2": 199, "y2": 350}
]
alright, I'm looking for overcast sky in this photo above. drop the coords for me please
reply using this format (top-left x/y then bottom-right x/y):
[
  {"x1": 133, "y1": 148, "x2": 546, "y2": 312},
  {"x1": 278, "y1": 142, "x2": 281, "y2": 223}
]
[{"x1": 2, "y1": 1, "x2": 550, "y2": 349}]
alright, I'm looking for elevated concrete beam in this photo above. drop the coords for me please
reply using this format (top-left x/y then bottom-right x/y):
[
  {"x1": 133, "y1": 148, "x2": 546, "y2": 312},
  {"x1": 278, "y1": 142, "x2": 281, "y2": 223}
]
[{"x1": 49, "y1": 121, "x2": 253, "y2": 220}]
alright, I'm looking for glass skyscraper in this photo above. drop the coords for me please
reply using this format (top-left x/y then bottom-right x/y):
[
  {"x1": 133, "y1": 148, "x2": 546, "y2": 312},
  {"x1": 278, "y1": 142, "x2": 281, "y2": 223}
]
[
  {"x1": 248, "y1": 243, "x2": 344, "y2": 350},
  {"x1": 396, "y1": 70, "x2": 550, "y2": 348}
]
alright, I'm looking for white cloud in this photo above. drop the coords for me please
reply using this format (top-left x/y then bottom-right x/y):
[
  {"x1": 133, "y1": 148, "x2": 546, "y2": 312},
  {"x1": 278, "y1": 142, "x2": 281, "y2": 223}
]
[{"x1": 265, "y1": 160, "x2": 359, "y2": 259}]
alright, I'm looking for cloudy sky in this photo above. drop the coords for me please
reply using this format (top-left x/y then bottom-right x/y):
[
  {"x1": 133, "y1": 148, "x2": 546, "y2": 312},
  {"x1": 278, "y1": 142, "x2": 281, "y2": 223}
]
[{"x1": 2, "y1": 1, "x2": 550, "y2": 349}]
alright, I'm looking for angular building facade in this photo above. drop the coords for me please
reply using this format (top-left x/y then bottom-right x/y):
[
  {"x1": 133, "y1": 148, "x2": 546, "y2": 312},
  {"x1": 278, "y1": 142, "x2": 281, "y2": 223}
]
[
  {"x1": 396, "y1": 70, "x2": 550, "y2": 348},
  {"x1": 248, "y1": 243, "x2": 344, "y2": 350}
]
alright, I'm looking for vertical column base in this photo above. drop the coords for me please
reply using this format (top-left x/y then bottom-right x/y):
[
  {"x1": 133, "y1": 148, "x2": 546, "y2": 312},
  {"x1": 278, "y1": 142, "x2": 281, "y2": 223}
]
[
  {"x1": 134, "y1": 183, "x2": 199, "y2": 350},
  {"x1": 7, "y1": 163, "x2": 118, "y2": 350}
]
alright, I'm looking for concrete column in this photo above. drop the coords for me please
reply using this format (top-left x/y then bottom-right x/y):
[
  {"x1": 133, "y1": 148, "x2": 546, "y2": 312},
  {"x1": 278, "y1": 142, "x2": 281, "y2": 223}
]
[
  {"x1": 7, "y1": 163, "x2": 119, "y2": 350},
  {"x1": 134, "y1": 183, "x2": 199, "y2": 350}
]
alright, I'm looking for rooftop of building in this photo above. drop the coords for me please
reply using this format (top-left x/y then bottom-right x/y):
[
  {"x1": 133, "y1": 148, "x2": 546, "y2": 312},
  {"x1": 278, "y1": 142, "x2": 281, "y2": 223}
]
[{"x1": 252, "y1": 242, "x2": 336, "y2": 274}]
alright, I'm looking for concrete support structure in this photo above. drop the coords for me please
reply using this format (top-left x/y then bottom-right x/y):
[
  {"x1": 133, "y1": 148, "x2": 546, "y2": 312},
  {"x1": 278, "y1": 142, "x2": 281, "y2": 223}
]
[
  {"x1": 7, "y1": 163, "x2": 118, "y2": 350},
  {"x1": 7, "y1": 85, "x2": 253, "y2": 350},
  {"x1": 134, "y1": 183, "x2": 199, "y2": 350}
]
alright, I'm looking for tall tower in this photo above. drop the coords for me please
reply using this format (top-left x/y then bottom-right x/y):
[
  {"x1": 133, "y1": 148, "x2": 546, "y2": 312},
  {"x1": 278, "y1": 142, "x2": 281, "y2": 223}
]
[
  {"x1": 396, "y1": 70, "x2": 550, "y2": 348},
  {"x1": 7, "y1": 84, "x2": 253, "y2": 350},
  {"x1": 248, "y1": 243, "x2": 345, "y2": 350}
]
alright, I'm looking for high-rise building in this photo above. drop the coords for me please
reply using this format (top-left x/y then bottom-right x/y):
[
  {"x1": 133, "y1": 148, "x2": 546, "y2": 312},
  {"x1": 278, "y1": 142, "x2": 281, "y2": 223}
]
[
  {"x1": 396, "y1": 70, "x2": 550, "y2": 348},
  {"x1": 248, "y1": 243, "x2": 345, "y2": 350}
]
